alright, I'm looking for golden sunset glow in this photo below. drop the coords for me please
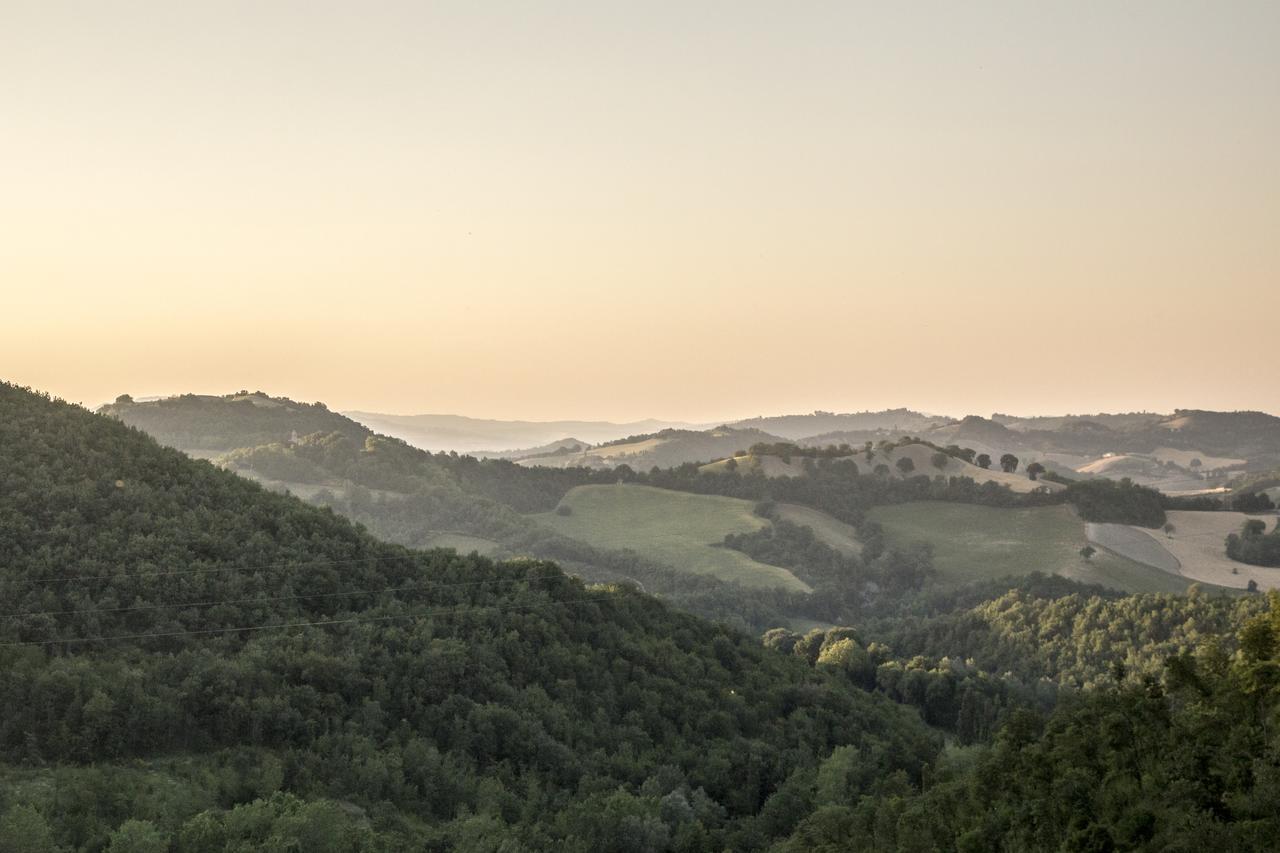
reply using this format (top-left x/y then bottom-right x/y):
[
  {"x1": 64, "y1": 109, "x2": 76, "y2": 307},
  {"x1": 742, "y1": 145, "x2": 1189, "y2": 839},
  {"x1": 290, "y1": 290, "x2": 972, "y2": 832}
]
[{"x1": 3, "y1": 2, "x2": 1278, "y2": 419}]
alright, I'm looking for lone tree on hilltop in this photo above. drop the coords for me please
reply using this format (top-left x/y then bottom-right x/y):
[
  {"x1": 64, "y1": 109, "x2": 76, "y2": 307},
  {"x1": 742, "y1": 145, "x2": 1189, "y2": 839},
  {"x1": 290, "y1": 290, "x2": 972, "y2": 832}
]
[
  {"x1": 1026, "y1": 461, "x2": 1046, "y2": 481},
  {"x1": 1000, "y1": 453, "x2": 1020, "y2": 473},
  {"x1": 975, "y1": 453, "x2": 991, "y2": 469}
]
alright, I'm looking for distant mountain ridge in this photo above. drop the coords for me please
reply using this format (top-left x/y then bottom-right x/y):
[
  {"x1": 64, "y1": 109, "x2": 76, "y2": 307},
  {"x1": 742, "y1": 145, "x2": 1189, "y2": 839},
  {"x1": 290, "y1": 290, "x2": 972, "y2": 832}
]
[
  {"x1": 102, "y1": 392, "x2": 1280, "y2": 493},
  {"x1": 729, "y1": 408, "x2": 948, "y2": 440},
  {"x1": 343, "y1": 410, "x2": 712, "y2": 452},
  {"x1": 510, "y1": 426, "x2": 789, "y2": 470}
]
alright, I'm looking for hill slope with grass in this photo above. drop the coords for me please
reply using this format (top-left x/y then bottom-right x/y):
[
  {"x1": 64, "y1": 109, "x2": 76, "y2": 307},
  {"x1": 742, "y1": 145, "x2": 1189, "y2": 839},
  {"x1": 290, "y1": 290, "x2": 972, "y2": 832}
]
[
  {"x1": 0, "y1": 381, "x2": 940, "y2": 850},
  {"x1": 535, "y1": 485, "x2": 811, "y2": 592},
  {"x1": 867, "y1": 502, "x2": 1196, "y2": 593},
  {"x1": 702, "y1": 441, "x2": 1064, "y2": 495},
  {"x1": 517, "y1": 426, "x2": 786, "y2": 470}
]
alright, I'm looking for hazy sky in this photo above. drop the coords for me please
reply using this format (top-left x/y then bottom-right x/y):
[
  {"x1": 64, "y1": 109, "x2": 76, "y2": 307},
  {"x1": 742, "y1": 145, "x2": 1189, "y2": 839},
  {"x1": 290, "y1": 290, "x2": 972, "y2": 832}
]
[{"x1": 3, "y1": 1, "x2": 1278, "y2": 421}]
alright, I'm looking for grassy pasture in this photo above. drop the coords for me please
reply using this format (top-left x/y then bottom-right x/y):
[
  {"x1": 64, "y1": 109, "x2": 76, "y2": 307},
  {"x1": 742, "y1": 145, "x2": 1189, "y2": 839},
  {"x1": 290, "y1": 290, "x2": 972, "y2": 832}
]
[
  {"x1": 868, "y1": 501, "x2": 1196, "y2": 594},
  {"x1": 534, "y1": 484, "x2": 811, "y2": 591},
  {"x1": 775, "y1": 503, "x2": 862, "y2": 556}
]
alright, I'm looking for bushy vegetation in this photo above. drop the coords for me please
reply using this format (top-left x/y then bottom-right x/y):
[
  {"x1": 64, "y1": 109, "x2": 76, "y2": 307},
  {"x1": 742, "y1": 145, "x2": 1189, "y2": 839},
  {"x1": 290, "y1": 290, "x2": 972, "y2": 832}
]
[
  {"x1": 1063, "y1": 477, "x2": 1168, "y2": 527},
  {"x1": 1226, "y1": 517, "x2": 1280, "y2": 567},
  {"x1": 723, "y1": 505, "x2": 933, "y2": 607},
  {"x1": 774, "y1": 593, "x2": 1280, "y2": 851}
]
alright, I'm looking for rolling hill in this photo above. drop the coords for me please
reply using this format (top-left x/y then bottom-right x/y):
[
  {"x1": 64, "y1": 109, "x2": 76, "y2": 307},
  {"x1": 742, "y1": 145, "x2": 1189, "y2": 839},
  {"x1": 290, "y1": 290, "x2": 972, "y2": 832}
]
[
  {"x1": 342, "y1": 411, "x2": 709, "y2": 453},
  {"x1": 1087, "y1": 510, "x2": 1280, "y2": 590},
  {"x1": 867, "y1": 502, "x2": 1199, "y2": 593},
  {"x1": 534, "y1": 484, "x2": 811, "y2": 592},
  {"x1": 0, "y1": 381, "x2": 940, "y2": 850},
  {"x1": 701, "y1": 441, "x2": 1065, "y2": 495},
  {"x1": 100, "y1": 391, "x2": 365, "y2": 454},
  {"x1": 97, "y1": 391, "x2": 854, "y2": 629},
  {"x1": 727, "y1": 409, "x2": 947, "y2": 440},
  {"x1": 514, "y1": 426, "x2": 786, "y2": 470}
]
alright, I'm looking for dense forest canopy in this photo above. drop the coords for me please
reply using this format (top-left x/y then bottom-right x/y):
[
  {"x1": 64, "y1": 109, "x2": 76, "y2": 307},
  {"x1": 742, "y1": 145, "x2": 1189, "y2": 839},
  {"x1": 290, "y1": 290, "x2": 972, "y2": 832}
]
[{"x1": 1, "y1": 382, "x2": 939, "y2": 851}]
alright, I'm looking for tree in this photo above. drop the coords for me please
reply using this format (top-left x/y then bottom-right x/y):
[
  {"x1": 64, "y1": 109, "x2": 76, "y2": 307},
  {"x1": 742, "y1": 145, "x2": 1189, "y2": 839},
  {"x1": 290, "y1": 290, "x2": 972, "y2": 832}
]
[
  {"x1": 1026, "y1": 462, "x2": 1045, "y2": 481},
  {"x1": 1079, "y1": 545, "x2": 1096, "y2": 561},
  {"x1": 1235, "y1": 492, "x2": 1276, "y2": 513},
  {"x1": 106, "y1": 819, "x2": 169, "y2": 853},
  {"x1": 895, "y1": 457, "x2": 916, "y2": 475},
  {"x1": 1190, "y1": 458, "x2": 1202, "y2": 469},
  {"x1": 931, "y1": 452, "x2": 950, "y2": 471},
  {"x1": 114, "y1": 393, "x2": 134, "y2": 405},
  {"x1": 0, "y1": 806, "x2": 57, "y2": 853},
  {"x1": 724, "y1": 457, "x2": 738, "y2": 472},
  {"x1": 999, "y1": 454, "x2": 1019, "y2": 474},
  {"x1": 1164, "y1": 523, "x2": 1176, "y2": 537},
  {"x1": 975, "y1": 454, "x2": 991, "y2": 470},
  {"x1": 873, "y1": 463, "x2": 890, "y2": 477}
]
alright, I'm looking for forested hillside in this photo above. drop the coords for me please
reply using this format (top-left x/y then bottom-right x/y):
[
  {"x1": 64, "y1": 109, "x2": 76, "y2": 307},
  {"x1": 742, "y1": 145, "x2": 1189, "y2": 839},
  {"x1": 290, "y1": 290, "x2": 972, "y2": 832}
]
[
  {"x1": 774, "y1": 592, "x2": 1280, "y2": 851},
  {"x1": 7, "y1": 385, "x2": 1280, "y2": 850},
  {"x1": 100, "y1": 392, "x2": 367, "y2": 452},
  {"x1": 101, "y1": 396, "x2": 943, "y2": 630},
  {"x1": 101, "y1": 393, "x2": 1245, "y2": 635},
  {"x1": 0, "y1": 383, "x2": 939, "y2": 851}
]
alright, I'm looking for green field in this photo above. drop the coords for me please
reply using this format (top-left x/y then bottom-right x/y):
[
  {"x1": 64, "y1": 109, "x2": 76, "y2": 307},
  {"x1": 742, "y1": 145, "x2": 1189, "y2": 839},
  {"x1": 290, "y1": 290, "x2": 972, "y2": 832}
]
[
  {"x1": 535, "y1": 484, "x2": 811, "y2": 591},
  {"x1": 775, "y1": 503, "x2": 862, "y2": 555},
  {"x1": 867, "y1": 502, "x2": 1195, "y2": 593}
]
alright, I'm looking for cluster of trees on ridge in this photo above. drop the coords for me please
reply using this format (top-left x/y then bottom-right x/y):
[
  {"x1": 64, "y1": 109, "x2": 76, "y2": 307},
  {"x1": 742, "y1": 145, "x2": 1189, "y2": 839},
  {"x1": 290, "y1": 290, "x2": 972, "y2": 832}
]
[{"x1": 1226, "y1": 517, "x2": 1280, "y2": 567}]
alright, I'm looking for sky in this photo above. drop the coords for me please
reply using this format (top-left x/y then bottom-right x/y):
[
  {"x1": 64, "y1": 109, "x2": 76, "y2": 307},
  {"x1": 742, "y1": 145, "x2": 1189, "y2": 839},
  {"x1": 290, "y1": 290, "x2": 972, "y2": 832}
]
[{"x1": 3, "y1": 1, "x2": 1278, "y2": 421}]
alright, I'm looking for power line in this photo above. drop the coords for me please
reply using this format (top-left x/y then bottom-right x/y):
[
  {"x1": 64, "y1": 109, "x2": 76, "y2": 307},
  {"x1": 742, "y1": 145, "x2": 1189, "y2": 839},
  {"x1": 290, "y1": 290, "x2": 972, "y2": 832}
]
[
  {"x1": 12, "y1": 545, "x2": 504, "y2": 584},
  {"x1": 0, "y1": 567, "x2": 580, "y2": 620},
  {"x1": 0, "y1": 589, "x2": 621, "y2": 648}
]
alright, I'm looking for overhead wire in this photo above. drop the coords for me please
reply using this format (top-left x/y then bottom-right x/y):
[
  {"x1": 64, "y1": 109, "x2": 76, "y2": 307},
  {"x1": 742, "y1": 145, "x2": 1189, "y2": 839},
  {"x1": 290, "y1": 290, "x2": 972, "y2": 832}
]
[
  {"x1": 0, "y1": 588, "x2": 622, "y2": 648},
  {"x1": 0, "y1": 566, "x2": 584, "y2": 620}
]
